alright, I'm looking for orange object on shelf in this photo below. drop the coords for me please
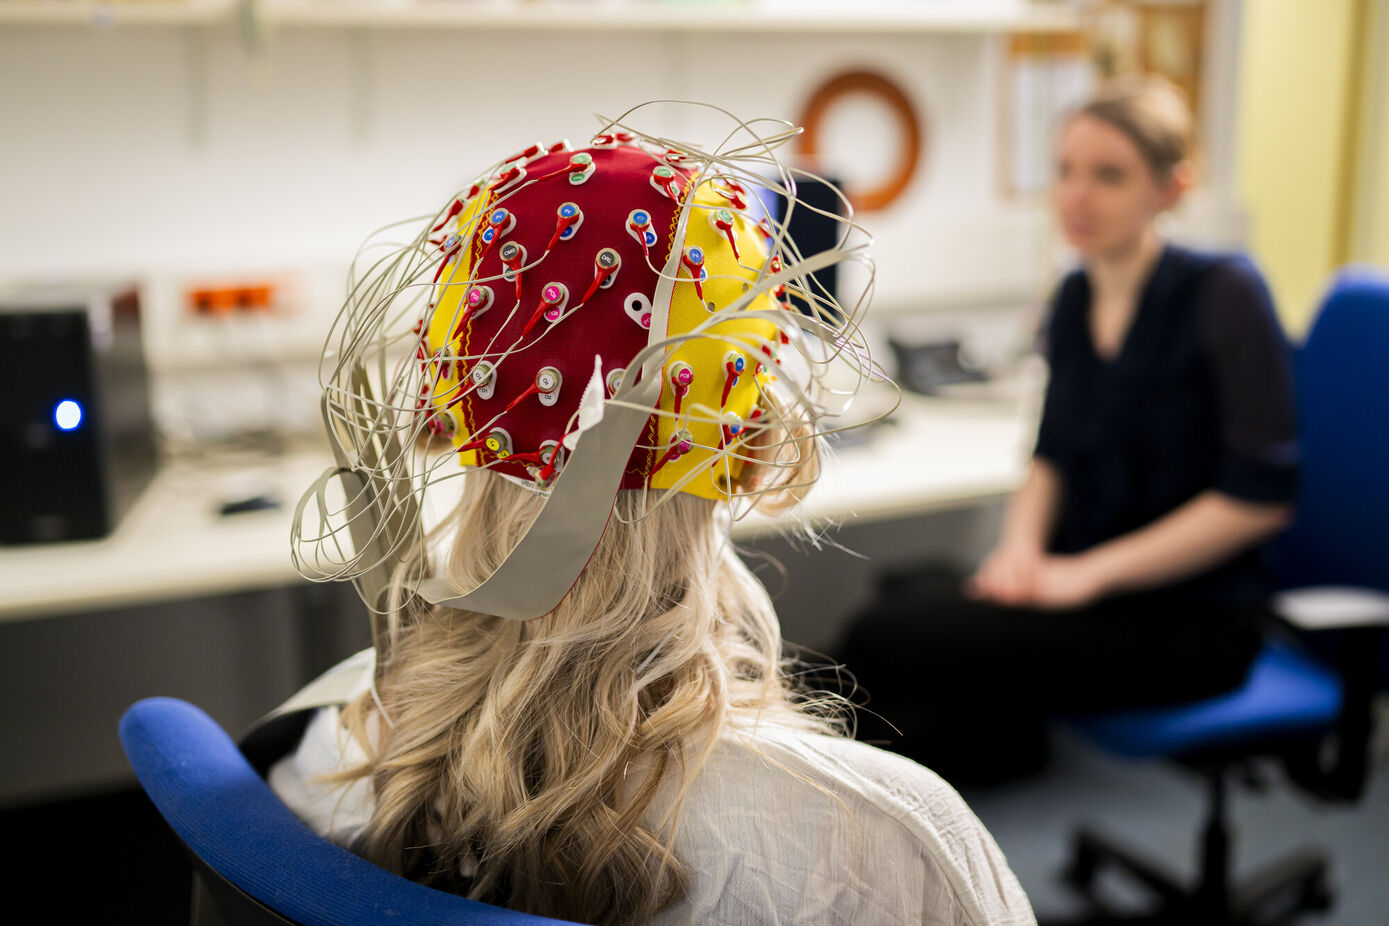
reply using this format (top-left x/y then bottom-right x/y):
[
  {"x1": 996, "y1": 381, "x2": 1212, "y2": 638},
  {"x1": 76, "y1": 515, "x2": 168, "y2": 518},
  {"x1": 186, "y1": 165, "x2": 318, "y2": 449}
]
[{"x1": 186, "y1": 282, "x2": 278, "y2": 315}]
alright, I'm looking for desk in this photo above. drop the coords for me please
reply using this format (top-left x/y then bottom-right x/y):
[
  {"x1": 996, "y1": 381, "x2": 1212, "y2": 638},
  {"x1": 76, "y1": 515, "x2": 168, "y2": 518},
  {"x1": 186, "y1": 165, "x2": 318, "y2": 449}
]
[
  {"x1": 0, "y1": 452, "x2": 336, "y2": 623},
  {"x1": 0, "y1": 396, "x2": 1030, "y2": 802},
  {"x1": 0, "y1": 396, "x2": 1032, "y2": 622},
  {"x1": 741, "y1": 394, "x2": 1033, "y2": 537}
]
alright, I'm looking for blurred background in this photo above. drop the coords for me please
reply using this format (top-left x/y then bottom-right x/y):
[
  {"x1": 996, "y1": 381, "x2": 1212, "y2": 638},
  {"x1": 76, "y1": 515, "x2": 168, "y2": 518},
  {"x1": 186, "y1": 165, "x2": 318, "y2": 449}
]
[
  {"x1": 2, "y1": 0, "x2": 1385, "y2": 444},
  {"x1": 1, "y1": 0, "x2": 1386, "y2": 921}
]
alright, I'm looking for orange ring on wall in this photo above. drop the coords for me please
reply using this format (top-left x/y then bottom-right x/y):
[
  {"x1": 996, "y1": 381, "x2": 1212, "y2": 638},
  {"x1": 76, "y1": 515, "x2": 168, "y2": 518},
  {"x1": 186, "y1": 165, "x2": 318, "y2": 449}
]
[{"x1": 799, "y1": 70, "x2": 924, "y2": 212}]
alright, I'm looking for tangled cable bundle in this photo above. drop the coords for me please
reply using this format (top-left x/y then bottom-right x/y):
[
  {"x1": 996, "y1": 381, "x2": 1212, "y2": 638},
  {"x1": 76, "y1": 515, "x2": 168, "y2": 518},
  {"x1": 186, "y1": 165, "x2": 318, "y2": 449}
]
[{"x1": 292, "y1": 102, "x2": 886, "y2": 628}]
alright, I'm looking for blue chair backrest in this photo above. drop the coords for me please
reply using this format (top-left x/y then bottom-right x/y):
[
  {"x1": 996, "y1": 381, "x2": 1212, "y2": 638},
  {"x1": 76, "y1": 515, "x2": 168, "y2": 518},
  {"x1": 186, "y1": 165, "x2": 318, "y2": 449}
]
[
  {"x1": 1271, "y1": 268, "x2": 1389, "y2": 593},
  {"x1": 120, "y1": 697, "x2": 584, "y2": 926}
]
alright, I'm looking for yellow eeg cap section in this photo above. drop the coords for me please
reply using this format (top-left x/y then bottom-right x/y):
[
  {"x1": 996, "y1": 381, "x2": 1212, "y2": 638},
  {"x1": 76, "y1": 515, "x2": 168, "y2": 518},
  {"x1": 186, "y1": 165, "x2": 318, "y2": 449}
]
[
  {"x1": 425, "y1": 196, "x2": 486, "y2": 466},
  {"x1": 650, "y1": 181, "x2": 780, "y2": 499}
]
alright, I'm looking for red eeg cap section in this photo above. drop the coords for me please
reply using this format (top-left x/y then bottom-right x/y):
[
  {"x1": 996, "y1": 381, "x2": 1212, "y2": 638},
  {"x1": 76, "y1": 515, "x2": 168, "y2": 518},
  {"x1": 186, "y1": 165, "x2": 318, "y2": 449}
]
[{"x1": 430, "y1": 143, "x2": 695, "y2": 487}]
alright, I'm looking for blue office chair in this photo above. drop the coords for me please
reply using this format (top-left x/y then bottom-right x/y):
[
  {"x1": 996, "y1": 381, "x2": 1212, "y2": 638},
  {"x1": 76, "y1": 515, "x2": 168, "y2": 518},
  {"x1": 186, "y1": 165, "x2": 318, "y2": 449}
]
[
  {"x1": 1061, "y1": 268, "x2": 1389, "y2": 924},
  {"x1": 119, "y1": 697, "x2": 585, "y2": 926}
]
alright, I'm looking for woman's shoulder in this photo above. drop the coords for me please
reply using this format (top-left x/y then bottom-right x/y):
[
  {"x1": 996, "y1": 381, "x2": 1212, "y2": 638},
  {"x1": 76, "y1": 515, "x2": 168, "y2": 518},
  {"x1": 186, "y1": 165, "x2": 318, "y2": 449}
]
[
  {"x1": 1162, "y1": 246, "x2": 1283, "y2": 345},
  {"x1": 1164, "y1": 245, "x2": 1269, "y2": 297},
  {"x1": 722, "y1": 727, "x2": 1018, "y2": 867},
  {"x1": 723, "y1": 725, "x2": 966, "y2": 817},
  {"x1": 669, "y1": 726, "x2": 1035, "y2": 925},
  {"x1": 267, "y1": 705, "x2": 376, "y2": 846},
  {"x1": 1051, "y1": 267, "x2": 1089, "y2": 314}
]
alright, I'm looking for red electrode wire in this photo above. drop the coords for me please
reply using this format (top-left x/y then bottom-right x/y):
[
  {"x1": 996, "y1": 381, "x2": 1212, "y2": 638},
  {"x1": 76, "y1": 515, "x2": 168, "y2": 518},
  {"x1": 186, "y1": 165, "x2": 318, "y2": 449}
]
[
  {"x1": 650, "y1": 433, "x2": 694, "y2": 476},
  {"x1": 431, "y1": 198, "x2": 464, "y2": 233},
  {"x1": 504, "y1": 382, "x2": 540, "y2": 412},
  {"x1": 720, "y1": 353, "x2": 745, "y2": 407}
]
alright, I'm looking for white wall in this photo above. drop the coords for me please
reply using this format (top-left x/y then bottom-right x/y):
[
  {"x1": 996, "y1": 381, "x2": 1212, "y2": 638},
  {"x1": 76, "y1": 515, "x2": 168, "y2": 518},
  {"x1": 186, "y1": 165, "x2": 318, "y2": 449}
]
[
  {"x1": 0, "y1": 15, "x2": 1245, "y2": 436},
  {"x1": 0, "y1": 25, "x2": 1052, "y2": 326}
]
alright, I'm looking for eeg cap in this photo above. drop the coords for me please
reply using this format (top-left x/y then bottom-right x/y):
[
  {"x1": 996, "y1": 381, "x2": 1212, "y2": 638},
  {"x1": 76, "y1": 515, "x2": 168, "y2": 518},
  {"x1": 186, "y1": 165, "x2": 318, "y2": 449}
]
[{"x1": 294, "y1": 105, "x2": 879, "y2": 628}]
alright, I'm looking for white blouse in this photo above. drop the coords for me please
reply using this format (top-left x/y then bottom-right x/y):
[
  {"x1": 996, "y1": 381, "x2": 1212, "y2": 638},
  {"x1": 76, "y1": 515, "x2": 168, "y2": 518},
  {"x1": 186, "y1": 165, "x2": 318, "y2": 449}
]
[{"x1": 270, "y1": 703, "x2": 1035, "y2": 926}]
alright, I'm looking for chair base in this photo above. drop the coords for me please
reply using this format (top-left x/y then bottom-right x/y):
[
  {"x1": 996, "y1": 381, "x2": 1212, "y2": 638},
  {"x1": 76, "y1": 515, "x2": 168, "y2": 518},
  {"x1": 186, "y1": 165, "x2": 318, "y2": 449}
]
[
  {"x1": 189, "y1": 852, "x2": 298, "y2": 926},
  {"x1": 1058, "y1": 825, "x2": 1334, "y2": 925}
]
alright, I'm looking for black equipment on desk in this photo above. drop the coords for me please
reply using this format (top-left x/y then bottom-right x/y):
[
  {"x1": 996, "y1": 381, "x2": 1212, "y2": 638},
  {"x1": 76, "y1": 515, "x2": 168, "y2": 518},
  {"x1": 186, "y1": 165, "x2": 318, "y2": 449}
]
[
  {"x1": 763, "y1": 175, "x2": 845, "y2": 322},
  {"x1": 0, "y1": 281, "x2": 157, "y2": 543},
  {"x1": 888, "y1": 336, "x2": 989, "y2": 396}
]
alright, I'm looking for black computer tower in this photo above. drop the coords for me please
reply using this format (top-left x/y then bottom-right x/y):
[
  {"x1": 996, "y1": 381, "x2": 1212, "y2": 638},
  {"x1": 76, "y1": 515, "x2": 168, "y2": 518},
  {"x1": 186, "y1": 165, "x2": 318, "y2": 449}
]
[{"x1": 0, "y1": 281, "x2": 158, "y2": 543}]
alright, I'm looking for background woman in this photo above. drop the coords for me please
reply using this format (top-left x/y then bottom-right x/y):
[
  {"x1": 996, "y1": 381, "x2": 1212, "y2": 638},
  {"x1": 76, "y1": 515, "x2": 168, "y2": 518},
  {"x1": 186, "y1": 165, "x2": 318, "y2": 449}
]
[{"x1": 842, "y1": 76, "x2": 1299, "y2": 785}]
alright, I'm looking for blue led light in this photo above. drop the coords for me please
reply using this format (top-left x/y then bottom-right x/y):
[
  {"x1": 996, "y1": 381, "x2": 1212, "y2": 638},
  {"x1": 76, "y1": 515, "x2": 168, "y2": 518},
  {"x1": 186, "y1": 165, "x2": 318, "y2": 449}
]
[{"x1": 54, "y1": 399, "x2": 83, "y2": 431}]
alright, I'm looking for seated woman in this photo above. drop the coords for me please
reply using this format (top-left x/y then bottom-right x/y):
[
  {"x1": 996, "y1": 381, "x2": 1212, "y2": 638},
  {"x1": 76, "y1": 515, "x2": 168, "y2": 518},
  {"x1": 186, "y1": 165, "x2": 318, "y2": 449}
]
[
  {"x1": 269, "y1": 106, "x2": 1035, "y2": 925},
  {"x1": 842, "y1": 77, "x2": 1299, "y2": 786}
]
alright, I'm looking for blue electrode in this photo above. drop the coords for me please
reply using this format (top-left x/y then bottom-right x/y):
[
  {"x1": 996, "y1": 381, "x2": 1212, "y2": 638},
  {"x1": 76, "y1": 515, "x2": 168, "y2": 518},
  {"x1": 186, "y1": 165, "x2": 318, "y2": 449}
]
[{"x1": 54, "y1": 399, "x2": 83, "y2": 431}]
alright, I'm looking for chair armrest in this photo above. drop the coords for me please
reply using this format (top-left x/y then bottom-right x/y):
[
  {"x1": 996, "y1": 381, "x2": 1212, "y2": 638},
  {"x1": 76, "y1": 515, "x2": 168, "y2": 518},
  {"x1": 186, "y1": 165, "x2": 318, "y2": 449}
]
[
  {"x1": 1268, "y1": 589, "x2": 1387, "y2": 801},
  {"x1": 120, "y1": 698, "x2": 582, "y2": 926},
  {"x1": 1272, "y1": 586, "x2": 1389, "y2": 630}
]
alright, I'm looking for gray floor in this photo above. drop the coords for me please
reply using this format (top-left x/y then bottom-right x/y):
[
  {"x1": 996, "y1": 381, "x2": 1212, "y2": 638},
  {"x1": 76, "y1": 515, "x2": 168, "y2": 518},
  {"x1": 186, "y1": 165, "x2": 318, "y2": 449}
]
[{"x1": 962, "y1": 721, "x2": 1389, "y2": 924}]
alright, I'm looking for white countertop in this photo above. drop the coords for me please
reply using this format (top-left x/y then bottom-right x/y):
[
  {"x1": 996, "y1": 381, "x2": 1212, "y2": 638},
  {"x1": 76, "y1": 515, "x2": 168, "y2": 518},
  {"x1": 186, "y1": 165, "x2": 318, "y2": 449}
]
[{"x1": 0, "y1": 395, "x2": 1031, "y2": 621}]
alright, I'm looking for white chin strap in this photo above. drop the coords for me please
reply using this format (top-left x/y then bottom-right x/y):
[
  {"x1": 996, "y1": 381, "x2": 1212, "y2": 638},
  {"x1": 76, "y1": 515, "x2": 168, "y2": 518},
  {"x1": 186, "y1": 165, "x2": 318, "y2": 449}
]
[
  {"x1": 414, "y1": 363, "x2": 663, "y2": 620},
  {"x1": 414, "y1": 201, "x2": 692, "y2": 620}
]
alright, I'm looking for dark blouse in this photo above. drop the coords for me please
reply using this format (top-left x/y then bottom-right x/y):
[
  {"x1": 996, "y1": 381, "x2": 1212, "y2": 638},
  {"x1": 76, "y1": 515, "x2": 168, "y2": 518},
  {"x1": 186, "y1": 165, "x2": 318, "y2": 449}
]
[{"x1": 1034, "y1": 245, "x2": 1298, "y2": 606}]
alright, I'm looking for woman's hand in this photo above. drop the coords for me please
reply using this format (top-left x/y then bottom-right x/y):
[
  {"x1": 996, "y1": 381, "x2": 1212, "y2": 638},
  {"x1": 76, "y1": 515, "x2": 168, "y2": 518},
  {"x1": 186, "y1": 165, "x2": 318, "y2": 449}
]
[
  {"x1": 965, "y1": 542, "x2": 1044, "y2": 606},
  {"x1": 967, "y1": 458, "x2": 1063, "y2": 606},
  {"x1": 1026, "y1": 555, "x2": 1108, "y2": 611},
  {"x1": 967, "y1": 547, "x2": 1108, "y2": 610}
]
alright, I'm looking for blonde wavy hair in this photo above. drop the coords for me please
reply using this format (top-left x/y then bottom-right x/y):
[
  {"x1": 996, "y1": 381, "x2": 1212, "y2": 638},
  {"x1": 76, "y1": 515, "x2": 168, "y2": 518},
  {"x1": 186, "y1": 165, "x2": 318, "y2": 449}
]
[{"x1": 331, "y1": 411, "x2": 846, "y2": 924}]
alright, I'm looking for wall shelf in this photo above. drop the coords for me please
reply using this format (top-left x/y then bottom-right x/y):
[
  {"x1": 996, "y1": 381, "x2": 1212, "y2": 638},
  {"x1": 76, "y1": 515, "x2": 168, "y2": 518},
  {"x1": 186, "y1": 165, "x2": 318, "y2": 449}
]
[
  {"x1": 261, "y1": 0, "x2": 1081, "y2": 33},
  {"x1": 0, "y1": 0, "x2": 1081, "y2": 33},
  {"x1": 0, "y1": 0, "x2": 233, "y2": 25}
]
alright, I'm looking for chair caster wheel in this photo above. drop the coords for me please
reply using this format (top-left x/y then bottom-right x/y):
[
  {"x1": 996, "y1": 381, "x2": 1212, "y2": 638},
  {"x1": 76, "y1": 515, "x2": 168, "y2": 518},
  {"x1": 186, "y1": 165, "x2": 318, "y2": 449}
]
[
  {"x1": 1300, "y1": 872, "x2": 1334, "y2": 912},
  {"x1": 1062, "y1": 842, "x2": 1101, "y2": 892}
]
